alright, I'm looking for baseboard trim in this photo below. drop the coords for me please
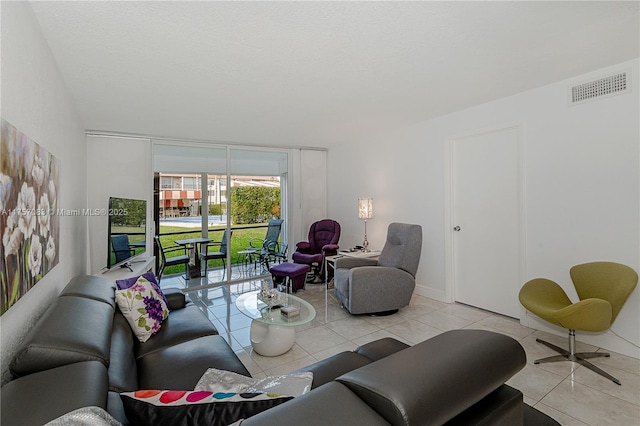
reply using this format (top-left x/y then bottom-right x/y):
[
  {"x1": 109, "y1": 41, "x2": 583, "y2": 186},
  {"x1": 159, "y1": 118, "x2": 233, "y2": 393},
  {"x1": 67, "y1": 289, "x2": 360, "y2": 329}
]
[{"x1": 414, "y1": 283, "x2": 445, "y2": 302}]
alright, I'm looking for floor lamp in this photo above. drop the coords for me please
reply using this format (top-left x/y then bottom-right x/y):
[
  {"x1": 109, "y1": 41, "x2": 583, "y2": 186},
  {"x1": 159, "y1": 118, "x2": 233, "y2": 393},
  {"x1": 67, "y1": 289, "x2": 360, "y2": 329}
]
[{"x1": 358, "y1": 198, "x2": 373, "y2": 252}]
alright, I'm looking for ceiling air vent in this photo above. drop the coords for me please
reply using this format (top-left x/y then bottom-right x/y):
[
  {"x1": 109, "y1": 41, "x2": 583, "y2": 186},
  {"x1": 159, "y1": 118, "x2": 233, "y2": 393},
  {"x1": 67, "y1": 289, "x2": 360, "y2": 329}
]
[{"x1": 569, "y1": 71, "x2": 630, "y2": 105}]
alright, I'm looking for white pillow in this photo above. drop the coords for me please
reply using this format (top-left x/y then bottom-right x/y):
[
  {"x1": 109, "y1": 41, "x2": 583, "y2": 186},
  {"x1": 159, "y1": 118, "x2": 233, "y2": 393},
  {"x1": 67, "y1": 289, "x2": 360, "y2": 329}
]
[
  {"x1": 194, "y1": 368, "x2": 313, "y2": 398},
  {"x1": 45, "y1": 406, "x2": 123, "y2": 426}
]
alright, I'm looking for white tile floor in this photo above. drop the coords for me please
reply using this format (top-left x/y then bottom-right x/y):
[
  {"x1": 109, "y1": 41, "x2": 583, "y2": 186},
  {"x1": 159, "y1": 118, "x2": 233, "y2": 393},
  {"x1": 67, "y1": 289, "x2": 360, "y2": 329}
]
[{"x1": 161, "y1": 271, "x2": 640, "y2": 426}]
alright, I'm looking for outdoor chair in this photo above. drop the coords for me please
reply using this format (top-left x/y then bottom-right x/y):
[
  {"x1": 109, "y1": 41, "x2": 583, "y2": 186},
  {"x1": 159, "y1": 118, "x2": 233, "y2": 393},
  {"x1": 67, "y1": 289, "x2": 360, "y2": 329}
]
[
  {"x1": 111, "y1": 234, "x2": 135, "y2": 264},
  {"x1": 154, "y1": 236, "x2": 190, "y2": 282},
  {"x1": 201, "y1": 230, "x2": 232, "y2": 279},
  {"x1": 248, "y1": 219, "x2": 284, "y2": 272}
]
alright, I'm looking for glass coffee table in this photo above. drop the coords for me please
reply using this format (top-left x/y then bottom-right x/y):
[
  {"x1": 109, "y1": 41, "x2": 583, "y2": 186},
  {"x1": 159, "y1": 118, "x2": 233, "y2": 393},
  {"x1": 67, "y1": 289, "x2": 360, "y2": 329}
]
[{"x1": 235, "y1": 290, "x2": 316, "y2": 356}]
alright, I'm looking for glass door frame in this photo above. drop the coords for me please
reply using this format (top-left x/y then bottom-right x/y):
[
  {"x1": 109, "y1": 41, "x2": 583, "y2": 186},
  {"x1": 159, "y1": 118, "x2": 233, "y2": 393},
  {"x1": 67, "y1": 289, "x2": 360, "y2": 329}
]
[{"x1": 153, "y1": 141, "x2": 289, "y2": 292}]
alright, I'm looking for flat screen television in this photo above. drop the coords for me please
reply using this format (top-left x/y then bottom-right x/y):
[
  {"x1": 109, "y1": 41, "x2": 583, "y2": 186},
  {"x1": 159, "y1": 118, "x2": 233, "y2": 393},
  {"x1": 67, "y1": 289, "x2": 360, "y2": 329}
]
[{"x1": 107, "y1": 197, "x2": 147, "y2": 270}]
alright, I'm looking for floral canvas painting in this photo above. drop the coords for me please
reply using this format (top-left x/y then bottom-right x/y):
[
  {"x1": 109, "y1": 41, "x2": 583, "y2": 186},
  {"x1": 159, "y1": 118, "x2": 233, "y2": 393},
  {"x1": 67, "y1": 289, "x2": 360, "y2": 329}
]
[{"x1": 1, "y1": 119, "x2": 60, "y2": 315}]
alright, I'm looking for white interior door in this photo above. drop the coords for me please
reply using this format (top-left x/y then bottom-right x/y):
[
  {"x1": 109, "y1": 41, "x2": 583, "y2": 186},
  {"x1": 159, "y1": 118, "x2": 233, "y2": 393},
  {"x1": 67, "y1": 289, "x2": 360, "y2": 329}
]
[{"x1": 451, "y1": 126, "x2": 522, "y2": 318}]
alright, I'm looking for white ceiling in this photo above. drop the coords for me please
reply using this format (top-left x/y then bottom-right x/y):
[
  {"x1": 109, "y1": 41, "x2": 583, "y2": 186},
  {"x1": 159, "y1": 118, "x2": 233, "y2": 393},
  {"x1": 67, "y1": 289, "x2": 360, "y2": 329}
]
[{"x1": 29, "y1": 1, "x2": 639, "y2": 147}]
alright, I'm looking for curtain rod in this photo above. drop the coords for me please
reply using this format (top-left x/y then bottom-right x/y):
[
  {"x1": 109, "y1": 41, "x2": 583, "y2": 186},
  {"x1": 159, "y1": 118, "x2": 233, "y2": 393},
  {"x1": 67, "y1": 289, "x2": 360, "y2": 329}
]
[{"x1": 85, "y1": 129, "x2": 328, "y2": 152}]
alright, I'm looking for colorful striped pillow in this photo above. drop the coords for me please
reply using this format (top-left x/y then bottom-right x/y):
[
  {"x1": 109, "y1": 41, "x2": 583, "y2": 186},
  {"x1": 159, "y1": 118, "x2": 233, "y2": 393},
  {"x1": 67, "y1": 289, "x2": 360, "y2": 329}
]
[{"x1": 120, "y1": 389, "x2": 292, "y2": 426}]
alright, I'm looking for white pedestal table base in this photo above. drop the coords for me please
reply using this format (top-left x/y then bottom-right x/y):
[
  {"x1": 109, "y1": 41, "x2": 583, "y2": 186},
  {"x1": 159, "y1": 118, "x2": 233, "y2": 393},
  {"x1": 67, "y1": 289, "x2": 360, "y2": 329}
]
[{"x1": 250, "y1": 320, "x2": 296, "y2": 356}]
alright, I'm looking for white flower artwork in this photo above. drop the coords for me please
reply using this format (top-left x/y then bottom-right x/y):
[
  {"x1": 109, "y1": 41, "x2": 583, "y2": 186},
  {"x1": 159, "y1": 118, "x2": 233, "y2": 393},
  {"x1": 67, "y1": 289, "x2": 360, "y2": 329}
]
[
  {"x1": 38, "y1": 192, "x2": 51, "y2": 238},
  {"x1": 28, "y1": 235, "x2": 43, "y2": 278},
  {"x1": 16, "y1": 183, "x2": 37, "y2": 240},
  {"x1": 45, "y1": 236, "x2": 56, "y2": 263},
  {"x1": 1, "y1": 119, "x2": 60, "y2": 314}
]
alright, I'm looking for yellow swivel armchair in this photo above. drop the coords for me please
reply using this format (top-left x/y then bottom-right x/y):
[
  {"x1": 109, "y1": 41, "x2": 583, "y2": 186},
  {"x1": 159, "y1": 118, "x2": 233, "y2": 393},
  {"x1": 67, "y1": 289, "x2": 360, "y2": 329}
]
[{"x1": 519, "y1": 261, "x2": 637, "y2": 385}]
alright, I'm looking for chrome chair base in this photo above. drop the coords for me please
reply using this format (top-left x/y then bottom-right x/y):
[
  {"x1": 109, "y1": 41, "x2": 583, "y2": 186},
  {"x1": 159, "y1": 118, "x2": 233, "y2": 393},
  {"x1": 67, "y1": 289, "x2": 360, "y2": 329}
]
[{"x1": 534, "y1": 330, "x2": 620, "y2": 385}]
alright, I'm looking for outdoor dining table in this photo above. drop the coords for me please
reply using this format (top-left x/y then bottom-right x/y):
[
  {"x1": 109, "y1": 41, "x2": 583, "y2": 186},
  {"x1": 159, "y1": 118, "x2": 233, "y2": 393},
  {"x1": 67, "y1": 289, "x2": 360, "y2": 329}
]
[{"x1": 174, "y1": 237, "x2": 214, "y2": 279}]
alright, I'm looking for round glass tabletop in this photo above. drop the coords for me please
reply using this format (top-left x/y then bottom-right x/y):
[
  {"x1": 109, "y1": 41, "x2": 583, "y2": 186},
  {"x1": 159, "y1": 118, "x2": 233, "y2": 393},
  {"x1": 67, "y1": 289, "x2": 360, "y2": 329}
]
[{"x1": 235, "y1": 290, "x2": 316, "y2": 327}]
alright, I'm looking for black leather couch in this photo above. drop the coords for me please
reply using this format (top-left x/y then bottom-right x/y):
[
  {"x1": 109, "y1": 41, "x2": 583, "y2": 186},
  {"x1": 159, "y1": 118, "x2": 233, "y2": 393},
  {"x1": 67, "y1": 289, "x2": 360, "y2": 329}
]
[{"x1": 1, "y1": 275, "x2": 558, "y2": 425}]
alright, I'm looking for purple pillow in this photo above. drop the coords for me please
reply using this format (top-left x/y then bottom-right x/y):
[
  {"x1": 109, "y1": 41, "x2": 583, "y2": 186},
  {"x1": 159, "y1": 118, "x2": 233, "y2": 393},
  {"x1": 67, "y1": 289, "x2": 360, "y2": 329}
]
[
  {"x1": 117, "y1": 271, "x2": 169, "y2": 309},
  {"x1": 116, "y1": 270, "x2": 158, "y2": 289}
]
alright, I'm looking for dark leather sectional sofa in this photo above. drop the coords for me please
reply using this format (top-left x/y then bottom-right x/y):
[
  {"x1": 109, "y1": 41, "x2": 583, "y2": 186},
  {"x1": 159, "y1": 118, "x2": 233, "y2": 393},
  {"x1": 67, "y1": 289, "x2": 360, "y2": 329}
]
[{"x1": 0, "y1": 275, "x2": 558, "y2": 425}]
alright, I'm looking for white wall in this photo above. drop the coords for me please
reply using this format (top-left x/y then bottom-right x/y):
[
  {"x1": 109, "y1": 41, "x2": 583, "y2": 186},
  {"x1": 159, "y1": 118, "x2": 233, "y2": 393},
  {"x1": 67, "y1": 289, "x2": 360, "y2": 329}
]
[
  {"x1": 287, "y1": 149, "x2": 329, "y2": 253},
  {"x1": 86, "y1": 135, "x2": 154, "y2": 274},
  {"x1": 0, "y1": 2, "x2": 87, "y2": 384},
  {"x1": 328, "y1": 59, "x2": 639, "y2": 358},
  {"x1": 299, "y1": 150, "x2": 328, "y2": 232}
]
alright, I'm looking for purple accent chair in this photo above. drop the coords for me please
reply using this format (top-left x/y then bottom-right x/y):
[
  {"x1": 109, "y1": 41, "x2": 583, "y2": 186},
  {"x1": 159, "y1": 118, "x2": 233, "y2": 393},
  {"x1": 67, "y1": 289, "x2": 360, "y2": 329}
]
[{"x1": 292, "y1": 219, "x2": 341, "y2": 282}]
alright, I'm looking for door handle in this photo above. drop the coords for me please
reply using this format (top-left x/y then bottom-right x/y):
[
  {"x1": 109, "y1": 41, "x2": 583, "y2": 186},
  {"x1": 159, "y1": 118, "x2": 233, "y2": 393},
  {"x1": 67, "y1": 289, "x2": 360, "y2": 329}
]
[{"x1": 453, "y1": 226, "x2": 461, "y2": 232}]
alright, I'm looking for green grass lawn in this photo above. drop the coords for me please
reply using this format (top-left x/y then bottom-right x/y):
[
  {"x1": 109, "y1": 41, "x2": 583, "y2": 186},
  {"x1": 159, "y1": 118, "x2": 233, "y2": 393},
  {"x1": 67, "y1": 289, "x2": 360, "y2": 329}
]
[{"x1": 158, "y1": 224, "x2": 274, "y2": 276}]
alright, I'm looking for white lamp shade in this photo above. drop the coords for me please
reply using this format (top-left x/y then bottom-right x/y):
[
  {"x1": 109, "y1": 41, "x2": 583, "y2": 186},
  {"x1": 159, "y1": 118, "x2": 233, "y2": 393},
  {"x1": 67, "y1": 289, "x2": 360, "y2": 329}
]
[{"x1": 358, "y1": 198, "x2": 373, "y2": 220}]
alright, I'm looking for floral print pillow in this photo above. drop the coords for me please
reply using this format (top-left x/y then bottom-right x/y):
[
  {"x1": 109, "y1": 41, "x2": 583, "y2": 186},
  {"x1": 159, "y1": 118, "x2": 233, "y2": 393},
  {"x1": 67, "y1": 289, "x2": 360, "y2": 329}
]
[
  {"x1": 115, "y1": 276, "x2": 169, "y2": 342},
  {"x1": 116, "y1": 271, "x2": 170, "y2": 310}
]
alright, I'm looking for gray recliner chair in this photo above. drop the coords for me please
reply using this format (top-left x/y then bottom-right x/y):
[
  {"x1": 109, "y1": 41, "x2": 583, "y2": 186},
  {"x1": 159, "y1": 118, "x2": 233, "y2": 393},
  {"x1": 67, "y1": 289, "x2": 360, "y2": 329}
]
[{"x1": 334, "y1": 223, "x2": 422, "y2": 315}]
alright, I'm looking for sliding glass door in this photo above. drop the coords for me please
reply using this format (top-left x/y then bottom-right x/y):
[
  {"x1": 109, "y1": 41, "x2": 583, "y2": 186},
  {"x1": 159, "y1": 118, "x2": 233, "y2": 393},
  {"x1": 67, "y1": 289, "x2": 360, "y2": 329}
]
[
  {"x1": 229, "y1": 148, "x2": 288, "y2": 278},
  {"x1": 153, "y1": 142, "x2": 288, "y2": 292}
]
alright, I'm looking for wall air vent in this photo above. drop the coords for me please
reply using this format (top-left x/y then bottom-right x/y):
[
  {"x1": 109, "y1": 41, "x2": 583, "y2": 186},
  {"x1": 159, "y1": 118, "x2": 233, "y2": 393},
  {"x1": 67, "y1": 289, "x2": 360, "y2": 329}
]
[{"x1": 569, "y1": 71, "x2": 630, "y2": 105}]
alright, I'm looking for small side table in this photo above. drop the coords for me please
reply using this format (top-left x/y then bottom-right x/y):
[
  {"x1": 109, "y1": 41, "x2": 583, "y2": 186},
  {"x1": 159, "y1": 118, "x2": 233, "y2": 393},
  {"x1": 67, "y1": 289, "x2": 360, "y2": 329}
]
[
  {"x1": 326, "y1": 250, "x2": 381, "y2": 289},
  {"x1": 324, "y1": 254, "x2": 342, "y2": 289},
  {"x1": 235, "y1": 291, "x2": 316, "y2": 356}
]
